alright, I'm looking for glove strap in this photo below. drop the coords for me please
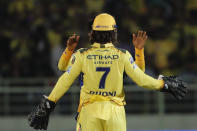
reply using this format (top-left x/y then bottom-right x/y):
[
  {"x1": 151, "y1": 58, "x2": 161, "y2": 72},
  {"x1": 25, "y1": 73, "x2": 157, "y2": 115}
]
[
  {"x1": 158, "y1": 75, "x2": 169, "y2": 92},
  {"x1": 41, "y1": 95, "x2": 56, "y2": 113}
]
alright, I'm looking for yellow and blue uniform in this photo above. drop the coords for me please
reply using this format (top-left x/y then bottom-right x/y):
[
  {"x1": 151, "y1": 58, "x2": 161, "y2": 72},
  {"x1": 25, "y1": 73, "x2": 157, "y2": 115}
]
[
  {"x1": 58, "y1": 44, "x2": 145, "y2": 131},
  {"x1": 48, "y1": 42, "x2": 163, "y2": 131},
  {"x1": 58, "y1": 47, "x2": 145, "y2": 72}
]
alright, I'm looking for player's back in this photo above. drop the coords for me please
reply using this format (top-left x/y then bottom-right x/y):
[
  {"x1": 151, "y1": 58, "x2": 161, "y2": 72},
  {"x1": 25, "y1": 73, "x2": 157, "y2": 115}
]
[{"x1": 79, "y1": 43, "x2": 127, "y2": 105}]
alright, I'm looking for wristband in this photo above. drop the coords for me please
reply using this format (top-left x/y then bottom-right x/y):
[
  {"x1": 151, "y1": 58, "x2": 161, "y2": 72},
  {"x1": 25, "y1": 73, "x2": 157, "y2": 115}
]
[
  {"x1": 63, "y1": 48, "x2": 73, "y2": 60},
  {"x1": 135, "y1": 48, "x2": 144, "y2": 61}
]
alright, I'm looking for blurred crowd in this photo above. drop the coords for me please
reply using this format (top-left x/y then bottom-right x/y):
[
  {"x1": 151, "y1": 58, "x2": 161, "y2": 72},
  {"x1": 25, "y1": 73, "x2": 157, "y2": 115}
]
[{"x1": 0, "y1": 0, "x2": 197, "y2": 77}]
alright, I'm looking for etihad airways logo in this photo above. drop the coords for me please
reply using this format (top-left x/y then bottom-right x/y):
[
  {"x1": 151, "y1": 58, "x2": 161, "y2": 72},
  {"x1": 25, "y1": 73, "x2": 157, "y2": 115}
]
[{"x1": 87, "y1": 55, "x2": 119, "y2": 60}]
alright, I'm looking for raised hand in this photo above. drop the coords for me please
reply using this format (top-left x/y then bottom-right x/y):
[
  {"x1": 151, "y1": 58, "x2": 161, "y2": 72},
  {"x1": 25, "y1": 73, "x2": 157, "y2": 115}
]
[
  {"x1": 67, "y1": 33, "x2": 80, "y2": 51},
  {"x1": 132, "y1": 31, "x2": 148, "y2": 50}
]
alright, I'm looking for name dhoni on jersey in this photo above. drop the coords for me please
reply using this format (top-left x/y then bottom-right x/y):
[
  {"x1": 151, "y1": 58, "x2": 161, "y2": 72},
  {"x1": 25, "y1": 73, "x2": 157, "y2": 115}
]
[{"x1": 89, "y1": 91, "x2": 116, "y2": 96}]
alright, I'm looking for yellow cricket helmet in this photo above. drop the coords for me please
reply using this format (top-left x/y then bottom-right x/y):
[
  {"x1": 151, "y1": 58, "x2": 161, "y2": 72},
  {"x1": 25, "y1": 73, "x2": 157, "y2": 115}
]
[{"x1": 92, "y1": 13, "x2": 117, "y2": 31}]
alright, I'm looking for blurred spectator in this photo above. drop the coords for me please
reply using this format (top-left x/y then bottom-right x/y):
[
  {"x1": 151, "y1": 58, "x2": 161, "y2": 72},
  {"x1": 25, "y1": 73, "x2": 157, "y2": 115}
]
[
  {"x1": 0, "y1": 0, "x2": 196, "y2": 77},
  {"x1": 182, "y1": 35, "x2": 197, "y2": 73}
]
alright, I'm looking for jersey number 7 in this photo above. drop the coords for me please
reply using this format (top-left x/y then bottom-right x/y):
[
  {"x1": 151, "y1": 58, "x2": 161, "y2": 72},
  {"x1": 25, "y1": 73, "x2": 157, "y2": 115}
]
[{"x1": 96, "y1": 67, "x2": 110, "y2": 89}]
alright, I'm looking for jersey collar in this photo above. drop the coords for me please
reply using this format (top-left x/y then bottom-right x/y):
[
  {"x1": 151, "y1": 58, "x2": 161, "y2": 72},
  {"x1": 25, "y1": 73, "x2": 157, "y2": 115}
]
[{"x1": 91, "y1": 42, "x2": 114, "y2": 48}]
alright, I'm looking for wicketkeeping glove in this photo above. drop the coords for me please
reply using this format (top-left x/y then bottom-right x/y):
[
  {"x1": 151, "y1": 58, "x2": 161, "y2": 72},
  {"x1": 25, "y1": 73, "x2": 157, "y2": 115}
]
[
  {"x1": 28, "y1": 96, "x2": 56, "y2": 130},
  {"x1": 159, "y1": 75, "x2": 188, "y2": 100}
]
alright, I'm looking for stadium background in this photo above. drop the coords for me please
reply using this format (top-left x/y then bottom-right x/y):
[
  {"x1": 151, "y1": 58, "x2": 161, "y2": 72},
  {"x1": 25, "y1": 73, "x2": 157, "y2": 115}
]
[{"x1": 0, "y1": 0, "x2": 197, "y2": 131}]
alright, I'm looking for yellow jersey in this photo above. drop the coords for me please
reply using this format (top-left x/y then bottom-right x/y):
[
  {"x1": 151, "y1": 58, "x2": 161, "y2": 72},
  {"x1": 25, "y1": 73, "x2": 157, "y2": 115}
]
[
  {"x1": 48, "y1": 43, "x2": 163, "y2": 107},
  {"x1": 58, "y1": 44, "x2": 145, "y2": 72}
]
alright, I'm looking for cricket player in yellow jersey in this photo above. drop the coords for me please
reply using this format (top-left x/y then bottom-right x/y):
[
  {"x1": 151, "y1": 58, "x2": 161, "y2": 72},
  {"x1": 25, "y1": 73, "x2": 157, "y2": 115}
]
[
  {"x1": 57, "y1": 18, "x2": 147, "y2": 131},
  {"x1": 58, "y1": 30, "x2": 146, "y2": 131},
  {"x1": 28, "y1": 13, "x2": 188, "y2": 131}
]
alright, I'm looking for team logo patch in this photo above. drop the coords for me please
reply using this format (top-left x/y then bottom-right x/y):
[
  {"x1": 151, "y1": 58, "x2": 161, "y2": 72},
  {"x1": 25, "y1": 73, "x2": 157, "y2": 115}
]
[
  {"x1": 129, "y1": 57, "x2": 134, "y2": 64},
  {"x1": 133, "y1": 63, "x2": 137, "y2": 69},
  {"x1": 71, "y1": 55, "x2": 76, "y2": 64},
  {"x1": 66, "y1": 66, "x2": 72, "y2": 73}
]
